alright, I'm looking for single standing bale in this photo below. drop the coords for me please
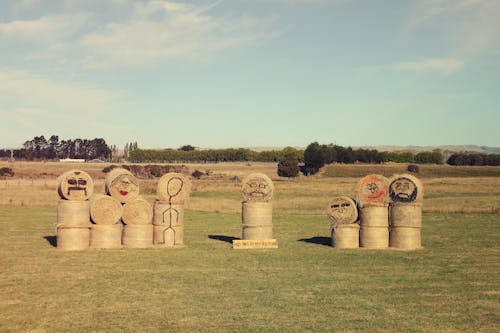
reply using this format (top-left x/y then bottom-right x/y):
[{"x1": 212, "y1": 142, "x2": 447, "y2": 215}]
[
  {"x1": 331, "y1": 224, "x2": 359, "y2": 249},
  {"x1": 122, "y1": 224, "x2": 153, "y2": 248},
  {"x1": 157, "y1": 173, "x2": 191, "y2": 204},
  {"x1": 57, "y1": 200, "x2": 90, "y2": 226},
  {"x1": 56, "y1": 225, "x2": 90, "y2": 251},
  {"x1": 241, "y1": 173, "x2": 274, "y2": 202},
  {"x1": 390, "y1": 227, "x2": 421, "y2": 250},
  {"x1": 390, "y1": 202, "x2": 422, "y2": 228},
  {"x1": 90, "y1": 224, "x2": 122, "y2": 249},
  {"x1": 359, "y1": 204, "x2": 389, "y2": 227},
  {"x1": 327, "y1": 196, "x2": 358, "y2": 227},
  {"x1": 359, "y1": 226, "x2": 389, "y2": 249},
  {"x1": 357, "y1": 174, "x2": 389, "y2": 208},
  {"x1": 242, "y1": 201, "x2": 273, "y2": 240},
  {"x1": 388, "y1": 174, "x2": 423, "y2": 204},
  {"x1": 122, "y1": 197, "x2": 153, "y2": 225},
  {"x1": 57, "y1": 170, "x2": 94, "y2": 201},
  {"x1": 89, "y1": 195, "x2": 123, "y2": 225},
  {"x1": 105, "y1": 168, "x2": 139, "y2": 203}
]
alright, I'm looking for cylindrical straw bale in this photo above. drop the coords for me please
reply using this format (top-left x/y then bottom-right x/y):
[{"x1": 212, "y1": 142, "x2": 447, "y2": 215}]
[
  {"x1": 122, "y1": 197, "x2": 153, "y2": 225},
  {"x1": 242, "y1": 201, "x2": 273, "y2": 240},
  {"x1": 389, "y1": 174, "x2": 423, "y2": 204},
  {"x1": 89, "y1": 195, "x2": 123, "y2": 225},
  {"x1": 359, "y1": 204, "x2": 388, "y2": 227},
  {"x1": 331, "y1": 224, "x2": 359, "y2": 249},
  {"x1": 122, "y1": 224, "x2": 153, "y2": 248},
  {"x1": 390, "y1": 227, "x2": 421, "y2": 250},
  {"x1": 359, "y1": 226, "x2": 389, "y2": 249},
  {"x1": 57, "y1": 169, "x2": 94, "y2": 201},
  {"x1": 357, "y1": 174, "x2": 389, "y2": 207},
  {"x1": 57, "y1": 200, "x2": 90, "y2": 226},
  {"x1": 56, "y1": 225, "x2": 90, "y2": 251},
  {"x1": 153, "y1": 225, "x2": 184, "y2": 246},
  {"x1": 90, "y1": 224, "x2": 122, "y2": 249},
  {"x1": 153, "y1": 201, "x2": 184, "y2": 226},
  {"x1": 327, "y1": 196, "x2": 358, "y2": 226},
  {"x1": 157, "y1": 173, "x2": 191, "y2": 203},
  {"x1": 105, "y1": 168, "x2": 139, "y2": 203},
  {"x1": 390, "y1": 203, "x2": 422, "y2": 228}
]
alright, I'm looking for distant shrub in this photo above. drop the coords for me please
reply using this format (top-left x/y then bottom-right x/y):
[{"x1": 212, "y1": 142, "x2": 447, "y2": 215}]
[
  {"x1": 192, "y1": 170, "x2": 204, "y2": 179},
  {"x1": 0, "y1": 167, "x2": 14, "y2": 177},
  {"x1": 407, "y1": 164, "x2": 420, "y2": 173},
  {"x1": 102, "y1": 165, "x2": 120, "y2": 173},
  {"x1": 278, "y1": 153, "x2": 300, "y2": 178}
]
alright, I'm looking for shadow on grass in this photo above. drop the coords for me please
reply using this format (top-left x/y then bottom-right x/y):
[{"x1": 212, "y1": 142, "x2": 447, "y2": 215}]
[
  {"x1": 44, "y1": 236, "x2": 57, "y2": 248},
  {"x1": 208, "y1": 235, "x2": 240, "y2": 244},
  {"x1": 297, "y1": 236, "x2": 331, "y2": 247}
]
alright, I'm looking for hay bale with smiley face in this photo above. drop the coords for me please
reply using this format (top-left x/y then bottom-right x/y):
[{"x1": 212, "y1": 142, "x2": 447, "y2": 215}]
[
  {"x1": 241, "y1": 173, "x2": 274, "y2": 202},
  {"x1": 327, "y1": 196, "x2": 358, "y2": 227},
  {"x1": 356, "y1": 174, "x2": 389, "y2": 208},
  {"x1": 105, "y1": 168, "x2": 139, "y2": 204},
  {"x1": 57, "y1": 169, "x2": 94, "y2": 201},
  {"x1": 388, "y1": 174, "x2": 423, "y2": 204}
]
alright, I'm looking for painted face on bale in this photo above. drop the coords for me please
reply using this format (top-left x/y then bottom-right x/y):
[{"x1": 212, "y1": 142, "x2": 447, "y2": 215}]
[
  {"x1": 390, "y1": 177, "x2": 418, "y2": 202},
  {"x1": 58, "y1": 169, "x2": 93, "y2": 201},
  {"x1": 357, "y1": 174, "x2": 389, "y2": 205},
  {"x1": 241, "y1": 173, "x2": 274, "y2": 202},
  {"x1": 111, "y1": 174, "x2": 139, "y2": 199},
  {"x1": 328, "y1": 197, "x2": 358, "y2": 224}
]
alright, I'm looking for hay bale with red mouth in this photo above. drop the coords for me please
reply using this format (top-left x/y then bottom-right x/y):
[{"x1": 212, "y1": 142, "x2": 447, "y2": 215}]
[
  {"x1": 356, "y1": 174, "x2": 389, "y2": 208},
  {"x1": 105, "y1": 168, "x2": 139, "y2": 204}
]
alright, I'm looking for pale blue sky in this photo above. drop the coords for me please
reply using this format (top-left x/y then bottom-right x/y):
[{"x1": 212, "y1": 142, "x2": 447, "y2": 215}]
[{"x1": 1, "y1": 0, "x2": 499, "y2": 149}]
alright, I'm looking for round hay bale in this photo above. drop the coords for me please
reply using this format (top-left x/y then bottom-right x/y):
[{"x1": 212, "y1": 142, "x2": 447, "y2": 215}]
[
  {"x1": 157, "y1": 173, "x2": 191, "y2": 203},
  {"x1": 90, "y1": 224, "x2": 122, "y2": 249},
  {"x1": 390, "y1": 202, "x2": 422, "y2": 228},
  {"x1": 357, "y1": 174, "x2": 389, "y2": 207},
  {"x1": 331, "y1": 224, "x2": 359, "y2": 249},
  {"x1": 241, "y1": 173, "x2": 274, "y2": 202},
  {"x1": 359, "y1": 226, "x2": 389, "y2": 249},
  {"x1": 242, "y1": 201, "x2": 273, "y2": 240},
  {"x1": 57, "y1": 170, "x2": 94, "y2": 201},
  {"x1": 388, "y1": 174, "x2": 423, "y2": 203},
  {"x1": 56, "y1": 225, "x2": 90, "y2": 251},
  {"x1": 153, "y1": 201, "x2": 184, "y2": 227},
  {"x1": 390, "y1": 227, "x2": 421, "y2": 250},
  {"x1": 153, "y1": 225, "x2": 184, "y2": 246},
  {"x1": 327, "y1": 196, "x2": 358, "y2": 226},
  {"x1": 105, "y1": 168, "x2": 139, "y2": 203},
  {"x1": 122, "y1": 197, "x2": 153, "y2": 225},
  {"x1": 359, "y1": 204, "x2": 388, "y2": 227},
  {"x1": 89, "y1": 195, "x2": 123, "y2": 225},
  {"x1": 122, "y1": 224, "x2": 153, "y2": 248},
  {"x1": 57, "y1": 200, "x2": 90, "y2": 226}
]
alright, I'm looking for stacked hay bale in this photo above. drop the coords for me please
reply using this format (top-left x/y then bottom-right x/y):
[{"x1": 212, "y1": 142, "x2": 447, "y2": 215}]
[
  {"x1": 233, "y1": 173, "x2": 278, "y2": 249},
  {"x1": 357, "y1": 174, "x2": 390, "y2": 249},
  {"x1": 327, "y1": 196, "x2": 359, "y2": 248},
  {"x1": 153, "y1": 173, "x2": 191, "y2": 247},
  {"x1": 122, "y1": 197, "x2": 153, "y2": 248},
  {"x1": 389, "y1": 174, "x2": 423, "y2": 250},
  {"x1": 56, "y1": 170, "x2": 93, "y2": 251},
  {"x1": 89, "y1": 194, "x2": 123, "y2": 249}
]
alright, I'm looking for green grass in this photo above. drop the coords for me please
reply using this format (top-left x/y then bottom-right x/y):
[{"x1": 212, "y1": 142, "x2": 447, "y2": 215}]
[{"x1": 1, "y1": 206, "x2": 499, "y2": 332}]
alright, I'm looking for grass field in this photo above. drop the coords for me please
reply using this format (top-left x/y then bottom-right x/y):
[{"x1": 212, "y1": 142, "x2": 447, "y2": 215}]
[
  {"x1": 0, "y1": 161, "x2": 499, "y2": 332},
  {"x1": 1, "y1": 206, "x2": 499, "y2": 332}
]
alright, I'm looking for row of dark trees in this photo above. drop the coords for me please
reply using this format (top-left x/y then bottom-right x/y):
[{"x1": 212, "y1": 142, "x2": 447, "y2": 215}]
[
  {"x1": 0, "y1": 135, "x2": 112, "y2": 161},
  {"x1": 447, "y1": 153, "x2": 500, "y2": 166}
]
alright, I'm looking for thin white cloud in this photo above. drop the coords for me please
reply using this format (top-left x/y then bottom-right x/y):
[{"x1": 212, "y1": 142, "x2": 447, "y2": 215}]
[
  {"x1": 360, "y1": 57, "x2": 464, "y2": 75},
  {"x1": 407, "y1": 0, "x2": 500, "y2": 57},
  {"x1": 80, "y1": 1, "x2": 279, "y2": 68},
  {"x1": 0, "y1": 13, "x2": 89, "y2": 42}
]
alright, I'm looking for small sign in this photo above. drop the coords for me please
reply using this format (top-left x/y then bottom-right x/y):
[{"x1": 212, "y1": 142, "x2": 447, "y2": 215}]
[{"x1": 232, "y1": 239, "x2": 278, "y2": 249}]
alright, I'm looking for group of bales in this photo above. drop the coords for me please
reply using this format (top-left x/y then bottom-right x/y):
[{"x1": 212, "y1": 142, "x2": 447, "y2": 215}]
[{"x1": 54, "y1": 169, "x2": 423, "y2": 251}]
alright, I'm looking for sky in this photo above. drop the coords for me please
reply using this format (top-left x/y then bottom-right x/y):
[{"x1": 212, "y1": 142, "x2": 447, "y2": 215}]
[{"x1": 0, "y1": 0, "x2": 499, "y2": 149}]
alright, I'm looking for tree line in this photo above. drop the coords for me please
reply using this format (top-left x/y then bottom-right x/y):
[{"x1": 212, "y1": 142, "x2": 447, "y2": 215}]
[
  {"x1": 446, "y1": 152, "x2": 500, "y2": 166},
  {"x1": 0, "y1": 135, "x2": 112, "y2": 161}
]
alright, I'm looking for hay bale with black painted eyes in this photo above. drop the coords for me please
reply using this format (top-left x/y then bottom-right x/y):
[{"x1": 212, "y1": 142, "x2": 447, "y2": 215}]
[
  {"x1": 105, "y1": 168, "x2": 139, "y2": 204},
  {"x1": 57, "y1": 169, "x2": 94, "y2": 201}
]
